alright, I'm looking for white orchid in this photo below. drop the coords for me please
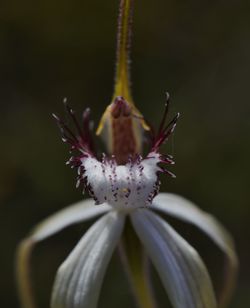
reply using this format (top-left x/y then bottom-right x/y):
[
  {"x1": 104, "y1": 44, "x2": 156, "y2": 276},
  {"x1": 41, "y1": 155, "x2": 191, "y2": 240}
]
[{"x1": 17, "y1": 1, "x2": 238, "y2": 308}]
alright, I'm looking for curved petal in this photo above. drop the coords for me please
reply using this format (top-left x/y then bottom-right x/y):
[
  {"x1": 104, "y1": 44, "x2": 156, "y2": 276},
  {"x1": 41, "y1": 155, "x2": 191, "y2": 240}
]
[
  {"x1": 131, "y1": 209, "x2": 216, "y2": 308},
  {"x1": 32, "y1": 199, "x2": 112, "y2": 241},
  {"x1": 152, "y1": 193, "x2": 238, "y2": 307},
  {"x1": 51, "y1": 211, "x2": 125, "y2": 308},
  {"x1": 17, "y1": 199, "x2": 111, "y2": 308}
]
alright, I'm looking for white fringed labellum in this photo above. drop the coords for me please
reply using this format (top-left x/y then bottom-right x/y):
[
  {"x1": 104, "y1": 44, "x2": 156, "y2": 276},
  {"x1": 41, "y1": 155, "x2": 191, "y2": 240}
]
[{"x1": 81, "y1": 152, "x2": 161, "y2": 209}]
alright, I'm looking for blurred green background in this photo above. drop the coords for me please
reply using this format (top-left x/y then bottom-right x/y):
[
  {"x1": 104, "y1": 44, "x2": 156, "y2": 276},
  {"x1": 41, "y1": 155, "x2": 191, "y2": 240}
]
[{"x1": 1, "y1": 0, "x2": 249, "y2": 307}]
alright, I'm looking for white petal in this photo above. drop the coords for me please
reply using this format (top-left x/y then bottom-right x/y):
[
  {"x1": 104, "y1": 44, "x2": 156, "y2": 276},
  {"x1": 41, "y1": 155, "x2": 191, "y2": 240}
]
[
  {"x1": 153, "y1": 193, "x2": 236, "y2": 258},
  {"x1": 152, "y1": 193, "x2": 238, "y2": 306},
  {"x1": 131, "y1": 209, "x2": 216, "y2": 308},
  {"x1": 16, "y1": 200, "x2": 112, "y2": 308},
  {"x1": 32, "y1": 199, "x2": 112, "y2": 241},
  {"x1": 51, "y1": 211, "x2": 125, "y2": 308}
]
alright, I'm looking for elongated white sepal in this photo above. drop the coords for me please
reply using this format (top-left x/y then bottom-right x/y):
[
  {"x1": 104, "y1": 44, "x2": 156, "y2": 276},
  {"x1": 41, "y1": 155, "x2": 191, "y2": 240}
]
[
  {"x1": 51, "y1": 211, "x2": 125, "y2": 308},
  {"x1": 17, "y1": 199, "x2": 111, "y2": 308},
  {"x1": 131, "y1": 209, "x2": 217, "y2": 308},
  {"x1": 153, "y1": 193, "x2": 238, "y2": 307},
  {"x1": 31, "y1": 199, "x2": 112, "y2": 241}
]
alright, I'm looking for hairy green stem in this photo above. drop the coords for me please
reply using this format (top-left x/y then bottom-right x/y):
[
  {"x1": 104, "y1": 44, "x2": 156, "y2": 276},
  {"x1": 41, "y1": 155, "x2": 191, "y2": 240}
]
[{"x1": 113, "y1": 0, "x2": 134, "y2": 103}]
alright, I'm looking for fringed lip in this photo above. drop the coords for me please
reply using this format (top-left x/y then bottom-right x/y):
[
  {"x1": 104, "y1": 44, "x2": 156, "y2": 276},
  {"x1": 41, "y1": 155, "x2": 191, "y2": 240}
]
[
  {"x1": 150, "y1": 92, "x2": 180, "y2": 152},
  {"x1": 53, "y1": 94, "x2": 179, "y2": 207},
  {"x1": 52, "y1": 98, "x2": 95, "y2": 156}
]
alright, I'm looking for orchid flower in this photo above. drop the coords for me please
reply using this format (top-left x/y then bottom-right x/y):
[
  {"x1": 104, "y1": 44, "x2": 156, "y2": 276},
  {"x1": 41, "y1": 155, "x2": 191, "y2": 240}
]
[{"x1": 17, "y1": 1, "x2": 238, "y2": 308}]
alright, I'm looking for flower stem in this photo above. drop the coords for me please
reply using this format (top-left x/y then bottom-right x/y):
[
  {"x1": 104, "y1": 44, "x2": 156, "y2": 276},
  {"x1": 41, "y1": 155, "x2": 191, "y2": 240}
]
[
  {"x1": 113, "y1": 0, "x2": 134, "y2": 103},
  {"x1": 120, "y1": 219, "x2": 156, "y2": 308}
]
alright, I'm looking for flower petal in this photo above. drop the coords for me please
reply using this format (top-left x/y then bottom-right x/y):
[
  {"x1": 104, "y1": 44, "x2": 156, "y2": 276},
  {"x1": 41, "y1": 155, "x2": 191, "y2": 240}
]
[
  {"x1": 32, "y1": 199, "x2": 112, "y2": 241},
  {"x1": 131, "y1": 209, "x2": 216, "y2": 308},
  {"x1": 17, "y1": 199, "x2": 111, "y2": 308},
  {"x1": 51, "y1": 211, "x2": 125, "y2": 308},
  {"x1": 153, "y1": 193, "x2": 238, "y2": 306}
]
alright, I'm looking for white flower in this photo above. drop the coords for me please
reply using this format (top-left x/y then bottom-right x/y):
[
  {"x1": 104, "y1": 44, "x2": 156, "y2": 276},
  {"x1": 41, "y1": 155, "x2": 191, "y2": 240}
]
[
  {"x1": 17, "y1": 98, "x2": 237, "y2": 308},
  {"x1": 16, "y1": 1, "x2": 238, "y2": 307}
]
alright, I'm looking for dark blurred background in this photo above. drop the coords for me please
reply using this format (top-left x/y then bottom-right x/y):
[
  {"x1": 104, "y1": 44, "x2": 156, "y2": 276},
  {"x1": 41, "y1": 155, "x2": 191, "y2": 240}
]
[{"x1": 1, "y1": 0, "x2": 249, "y2": 307}]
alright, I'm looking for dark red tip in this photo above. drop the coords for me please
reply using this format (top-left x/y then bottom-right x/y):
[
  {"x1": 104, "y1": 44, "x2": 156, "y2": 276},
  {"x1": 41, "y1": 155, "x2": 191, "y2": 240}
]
[{"x1": 111, "y1": 96, "x2": 131, "y2": 118}]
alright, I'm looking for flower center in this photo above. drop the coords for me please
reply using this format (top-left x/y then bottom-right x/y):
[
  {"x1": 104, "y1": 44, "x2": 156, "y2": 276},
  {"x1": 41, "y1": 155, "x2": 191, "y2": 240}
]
[
  {"x1": 53, "y1": 94, "x2": 179, "y2": 209},
  {"x1": 79, "y1": 153, "x2": 161, "y2": 210}
]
